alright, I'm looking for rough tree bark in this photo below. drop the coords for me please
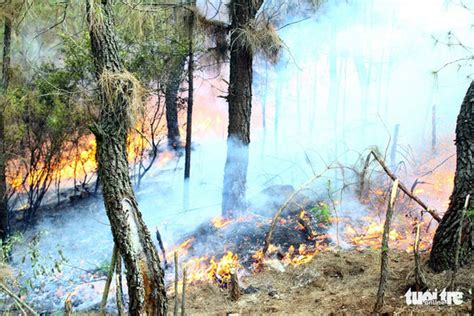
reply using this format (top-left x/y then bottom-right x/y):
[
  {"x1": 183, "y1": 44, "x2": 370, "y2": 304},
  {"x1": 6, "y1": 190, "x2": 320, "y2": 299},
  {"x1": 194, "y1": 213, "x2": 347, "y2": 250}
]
[
  {"x1": 164, "y1": 57, "x2": 185, "y2": 150},
  {"x1": 221, "y1": 0, "x2": 264, "y2": 217},
  {"x1": 429, "y1": 80, "x2": 473, "y2": 272},
  {"x1": 0, "y1": 17, "x2": 12, "y2": 242},
  {"x1": 86, "y1": 1, "x2": 166, "y2": 314}
]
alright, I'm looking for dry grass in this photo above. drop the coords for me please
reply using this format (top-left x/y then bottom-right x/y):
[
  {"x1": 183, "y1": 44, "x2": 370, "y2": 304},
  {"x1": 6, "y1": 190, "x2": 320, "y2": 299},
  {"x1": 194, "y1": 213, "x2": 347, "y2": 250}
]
[
  {"x1": 178, "y1": 251, "x2": 472, "y2": 315},
  {"x1": 0, "y1": 263, "x2": 14, "y2": 283}
]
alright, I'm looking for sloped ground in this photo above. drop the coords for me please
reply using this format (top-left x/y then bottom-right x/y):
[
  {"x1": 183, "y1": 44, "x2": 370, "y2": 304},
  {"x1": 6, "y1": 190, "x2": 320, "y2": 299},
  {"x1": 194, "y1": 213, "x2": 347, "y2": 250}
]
[{"x1": 175, "y1": 251, "x2": 472, "y2": 315}]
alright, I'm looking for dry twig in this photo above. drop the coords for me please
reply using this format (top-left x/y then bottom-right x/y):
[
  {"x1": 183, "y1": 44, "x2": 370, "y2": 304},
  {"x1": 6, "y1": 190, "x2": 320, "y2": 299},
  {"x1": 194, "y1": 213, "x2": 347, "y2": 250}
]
[
  {"x1": 369, "y1": 151, "x2": 441, "y2": 222},
  {"x1": 0, "y1": 282, "x2": 38, "y2": 316},
  {"x1": 100, "y1": 245, "x2": 118, "y2": 312}
]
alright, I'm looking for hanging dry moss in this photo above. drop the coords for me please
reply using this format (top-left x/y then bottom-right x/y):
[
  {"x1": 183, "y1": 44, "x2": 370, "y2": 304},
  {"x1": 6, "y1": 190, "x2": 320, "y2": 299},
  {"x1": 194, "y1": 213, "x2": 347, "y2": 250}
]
[
  {"x1": 98, "y1": 70, "x2": 146, "y2": 127},
  {"x1": 233, "y1": 18, "x2": 283, "y2": 64}
]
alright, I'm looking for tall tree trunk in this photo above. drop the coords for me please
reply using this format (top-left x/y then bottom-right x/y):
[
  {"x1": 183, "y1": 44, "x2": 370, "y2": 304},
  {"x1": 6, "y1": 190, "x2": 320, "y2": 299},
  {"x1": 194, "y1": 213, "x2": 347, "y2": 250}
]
[
  {"x1": 0, "y1": 17, "x2": 12, "y2": 242},
  {"x1": 165, "y1": 57, "x2": 185, "y2": 150},
  {"x1": 429, "y1": 80, "x2": 473, "y2": 272},
  {"x1": 184, "y1": 0, "x2": 195, "y2": 180},
  {"x1": 86, "y1": 1, "x2": 166, "y2": 314},
  {"x1": 221, "y1": 0, "x2": 263, "y2": 217}
]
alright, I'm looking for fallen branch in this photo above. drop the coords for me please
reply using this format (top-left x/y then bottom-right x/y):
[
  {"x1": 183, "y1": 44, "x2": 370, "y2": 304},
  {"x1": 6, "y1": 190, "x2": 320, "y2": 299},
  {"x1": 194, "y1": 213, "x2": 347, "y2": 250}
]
[
  {"x1": 0, "y1": 282, "x2": 38, "y2": 316},
  {"x1": 100, "y1": 245, "x2": 118, "y2": 312},
  {"x1": 449, "y1": 194, "x2": 470, "y2": 290},
  {"x1": 369, "y1": 151, "x2": 441, "y2": 222},
  {"x1": 374, "y1": 179, "x2": 399, "y2": 313}
]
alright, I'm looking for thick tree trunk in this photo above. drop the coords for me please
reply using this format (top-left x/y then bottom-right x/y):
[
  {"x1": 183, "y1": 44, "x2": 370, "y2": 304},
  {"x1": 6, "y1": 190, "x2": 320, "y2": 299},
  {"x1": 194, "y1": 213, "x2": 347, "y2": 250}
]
[
  {"x1": 0, "y1": 18, "x2": 12, "y2": 242},
  {"x1": 86, "y1": 1, "x2": 166, "y2": 314},
  {"x1": 429, "y1": 80, "x2": 473, "y2": 272},
  {"x1": 221, "y1": 0, "x2": 263, "y2": 217},
  {"x1": 165, "y1": 57, "x2": 185, "y2": 150}
]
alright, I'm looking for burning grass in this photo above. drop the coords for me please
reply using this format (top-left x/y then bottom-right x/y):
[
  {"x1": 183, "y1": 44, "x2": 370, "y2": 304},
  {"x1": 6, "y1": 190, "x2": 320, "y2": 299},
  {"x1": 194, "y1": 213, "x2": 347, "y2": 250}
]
[
  {"x1": 177, "y1": 251, "x2": 472, "y2": 315},
  {"x1": 162, "y1": 139, "x2": 462, "y2": 314}
]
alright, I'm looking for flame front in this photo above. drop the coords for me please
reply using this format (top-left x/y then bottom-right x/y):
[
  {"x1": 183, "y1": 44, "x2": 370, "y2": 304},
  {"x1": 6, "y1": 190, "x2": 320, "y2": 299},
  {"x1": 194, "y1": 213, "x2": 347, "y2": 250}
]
[{"x1": 206, "y1": 251, "x2": 241, "y2": 287}]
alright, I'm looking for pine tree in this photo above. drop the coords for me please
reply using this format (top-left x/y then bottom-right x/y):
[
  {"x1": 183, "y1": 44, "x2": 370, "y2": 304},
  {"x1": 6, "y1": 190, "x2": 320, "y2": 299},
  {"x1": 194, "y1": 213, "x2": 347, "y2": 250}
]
[{"x1": 86, "y1": 1, "x2": 167, "y2": 313}]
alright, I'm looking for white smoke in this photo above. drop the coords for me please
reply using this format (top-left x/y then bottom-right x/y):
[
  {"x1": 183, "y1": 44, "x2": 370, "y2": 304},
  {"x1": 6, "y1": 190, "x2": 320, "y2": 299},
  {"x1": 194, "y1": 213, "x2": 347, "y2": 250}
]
[{"x1": 8, "y1": 0, "x2": 473, "y2": 311}]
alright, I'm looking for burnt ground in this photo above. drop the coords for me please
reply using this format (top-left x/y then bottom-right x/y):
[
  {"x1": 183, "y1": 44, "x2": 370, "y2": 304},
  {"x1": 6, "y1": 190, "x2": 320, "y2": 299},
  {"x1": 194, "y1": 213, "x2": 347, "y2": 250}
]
[
  {"x1": 172, "y1": 184, "x2": 329, "y2": 266},
  {"x1": 175, "y1": 251, "x2": 473, "y2": 315}
]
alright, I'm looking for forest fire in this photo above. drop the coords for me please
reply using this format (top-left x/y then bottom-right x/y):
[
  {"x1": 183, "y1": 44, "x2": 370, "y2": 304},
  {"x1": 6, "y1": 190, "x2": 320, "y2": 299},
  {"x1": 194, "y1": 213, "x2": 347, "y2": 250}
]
[
  {"x1": 207, "y1": 251, "x2": 241, "y2": 287},
  {"x1": 6, "y1": 129, "x2": 175, "y2": 195},
  {"x1": 2, "y1": 0, "x2": 472, "y2": 313},
  {"x1": 165, "y1": 138, "x2": 456, "y2": 289},
  {"x1": 343, "y1": 220, "x2": 432, "y2": 253}
]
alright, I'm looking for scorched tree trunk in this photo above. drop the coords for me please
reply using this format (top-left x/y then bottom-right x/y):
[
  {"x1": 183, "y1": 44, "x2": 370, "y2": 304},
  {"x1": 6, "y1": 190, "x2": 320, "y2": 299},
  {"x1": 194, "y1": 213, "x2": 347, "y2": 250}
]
[
  {"x1": 222, "y1": 0, "x2": 263, "y2": 217},
  {"x1": 86, "y1": 1, "x2": 166, "y2": 314},
  {"x1": 429, "y1": 80, "x2": 473, "y2": 272}
]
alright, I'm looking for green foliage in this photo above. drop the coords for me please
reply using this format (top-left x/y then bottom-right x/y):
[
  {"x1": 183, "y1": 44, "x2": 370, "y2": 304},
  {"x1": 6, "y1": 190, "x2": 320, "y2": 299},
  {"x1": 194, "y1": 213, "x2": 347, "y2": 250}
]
[
  {"x1": 113, "y1": 4, "x2": 190, "y2": 85},
  {"x1": 309, "y1": 202, "x2": 331, "y2": 225},
  {"x1": 0, "y1": 231, "x2": 67, "y2": 299},
  {"x1": 0, "y1": 232, "x2": 23, "y2": 263},
  {"x1": 17, "y1": 231, "x2": 68, "y2": 294},
  {"x1": 1, "y1": 0, "x2": 197, "y2": 219},
  {"x1": 467, "y1": 208, "x2": 474, "y2": 216},
  {"x1": 59, "y1": 31, "x2": 94, "y2": 84}
]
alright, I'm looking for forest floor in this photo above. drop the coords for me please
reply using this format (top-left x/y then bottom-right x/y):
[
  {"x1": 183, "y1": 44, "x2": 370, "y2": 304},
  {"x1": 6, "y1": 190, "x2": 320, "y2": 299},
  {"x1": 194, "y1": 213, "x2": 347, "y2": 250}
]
[{"x1": 173, "y1": 250, "x2": 472, "y2": 315}]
